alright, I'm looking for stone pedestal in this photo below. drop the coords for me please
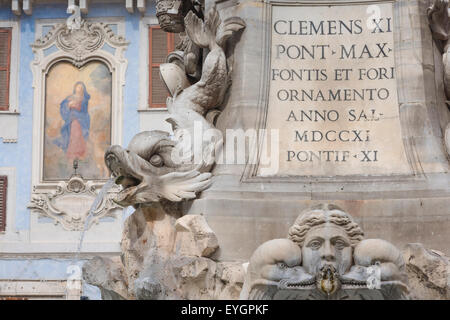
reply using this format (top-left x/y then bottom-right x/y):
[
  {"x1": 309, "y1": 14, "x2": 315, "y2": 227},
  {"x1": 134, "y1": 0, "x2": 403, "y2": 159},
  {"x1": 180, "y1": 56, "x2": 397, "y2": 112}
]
[{"x1": 183, "y1": 0, "x2": 450, "y2": 261}]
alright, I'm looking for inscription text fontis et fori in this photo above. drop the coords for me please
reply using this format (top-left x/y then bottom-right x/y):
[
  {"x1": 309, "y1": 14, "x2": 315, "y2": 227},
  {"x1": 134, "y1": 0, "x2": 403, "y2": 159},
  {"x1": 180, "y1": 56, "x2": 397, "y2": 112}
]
[{"x1": 259, "y1": 3, "x2": 410, "y2": 177}]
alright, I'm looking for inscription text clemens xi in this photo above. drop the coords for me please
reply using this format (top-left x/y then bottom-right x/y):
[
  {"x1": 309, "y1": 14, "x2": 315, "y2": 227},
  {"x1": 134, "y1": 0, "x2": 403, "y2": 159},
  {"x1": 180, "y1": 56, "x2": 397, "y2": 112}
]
[{"x1": 261, "y1": 3, "x2": 409, "y2": 176}]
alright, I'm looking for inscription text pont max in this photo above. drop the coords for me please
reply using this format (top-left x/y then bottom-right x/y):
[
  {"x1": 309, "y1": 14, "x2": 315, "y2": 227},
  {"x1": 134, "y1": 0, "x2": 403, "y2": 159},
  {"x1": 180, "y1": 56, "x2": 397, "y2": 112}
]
[{"x1": 260, "y1": 3, "x2": 409, "y2": 176}]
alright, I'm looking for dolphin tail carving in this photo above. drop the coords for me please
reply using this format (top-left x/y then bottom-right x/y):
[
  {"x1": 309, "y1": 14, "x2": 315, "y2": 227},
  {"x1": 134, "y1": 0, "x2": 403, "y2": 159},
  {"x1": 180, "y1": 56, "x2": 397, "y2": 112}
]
[{"x1": 184, "y1": 6, "x2": 246, "y2": 50}]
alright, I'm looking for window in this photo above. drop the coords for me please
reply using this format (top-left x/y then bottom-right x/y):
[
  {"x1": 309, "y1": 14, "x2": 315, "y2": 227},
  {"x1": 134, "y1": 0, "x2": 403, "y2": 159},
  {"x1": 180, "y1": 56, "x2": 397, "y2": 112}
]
[
  {"x1": 148, "y1": 26, "x2": 181, "y2": 108},
  {"x1": 0, "y1": 176, "x2": 7, "y2": 232},
  {"x1": 0, "y1": 28, "x2": 12, "y2": 111}
]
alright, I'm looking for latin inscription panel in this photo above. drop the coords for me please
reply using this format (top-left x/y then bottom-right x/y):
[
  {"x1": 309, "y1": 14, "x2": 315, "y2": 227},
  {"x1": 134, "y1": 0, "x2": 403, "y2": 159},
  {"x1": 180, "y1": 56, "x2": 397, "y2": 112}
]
[{"x1": 259, "y1": 2, "x2": 410, "y2": 177}]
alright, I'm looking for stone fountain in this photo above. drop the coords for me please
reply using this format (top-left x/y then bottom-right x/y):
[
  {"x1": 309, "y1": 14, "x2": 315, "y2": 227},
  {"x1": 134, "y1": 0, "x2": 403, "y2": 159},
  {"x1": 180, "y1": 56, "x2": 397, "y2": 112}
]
[
  {"x1": 83, "y1": 0, "x2": 450, "y2": 300},
  {"x1": 84, "y1": 2, "x2": 247, "y2": 300}
]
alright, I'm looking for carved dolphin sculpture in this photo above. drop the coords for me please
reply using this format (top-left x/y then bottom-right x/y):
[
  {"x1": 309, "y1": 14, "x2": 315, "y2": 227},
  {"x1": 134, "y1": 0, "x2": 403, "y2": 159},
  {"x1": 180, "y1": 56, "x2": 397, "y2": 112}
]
[
  {"x1": 105, "y1": 131, "x2": 212, "y2": 205},
  {"x1": 105, "y1": 7, "x2": 245, "y2": 205},
  {"x1": 241, "y1": 239, "x2": 314, "y2": 300},
  {"x1": 353, "y1": 238, "x2": 406, "y2": 282},
  {"x1": 336, "y1": 239, "x2": 406, "y2": 286}
]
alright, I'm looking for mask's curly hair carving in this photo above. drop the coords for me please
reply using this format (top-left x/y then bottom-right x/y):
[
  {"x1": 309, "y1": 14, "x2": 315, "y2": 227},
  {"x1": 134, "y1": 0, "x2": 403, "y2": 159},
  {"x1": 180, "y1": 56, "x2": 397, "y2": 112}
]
[{"x1": 288, "y1": 204, "x2": 364, "y2": 247}]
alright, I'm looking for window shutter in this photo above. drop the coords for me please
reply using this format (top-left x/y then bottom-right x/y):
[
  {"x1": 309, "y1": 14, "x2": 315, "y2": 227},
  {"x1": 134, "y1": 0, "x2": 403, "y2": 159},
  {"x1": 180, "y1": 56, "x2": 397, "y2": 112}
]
[
  {"x1": 0, "y1": 28, "x2": 12, "y2": 111},
  {"x1": 0, "y1": 176, "x2": 7, "y2": 232},
  {"x1": 148, "y1": 26, "x2": 179, "y2": 108}
]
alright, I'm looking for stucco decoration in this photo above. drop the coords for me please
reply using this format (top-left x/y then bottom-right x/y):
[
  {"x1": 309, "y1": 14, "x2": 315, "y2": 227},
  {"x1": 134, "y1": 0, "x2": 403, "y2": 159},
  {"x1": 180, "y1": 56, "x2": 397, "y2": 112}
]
[
  {"x1": 428, "y1": 0, "x2": 450, "y2": 155},
  {"x1": 29, "y1": 15, "x2": 128, "y2": 230},
  {"x1": 105, "y1": 6, "x2": 245, "y2": 206},
  {"x1": 241, "y1": 204, "x2": 410, "y2": 300},
  {"x1": 31, "y1": 17, "x2": 128, "y2": 68},
  {"x1": 28, "y1": 173, "x2": 121, "y2": 231}
]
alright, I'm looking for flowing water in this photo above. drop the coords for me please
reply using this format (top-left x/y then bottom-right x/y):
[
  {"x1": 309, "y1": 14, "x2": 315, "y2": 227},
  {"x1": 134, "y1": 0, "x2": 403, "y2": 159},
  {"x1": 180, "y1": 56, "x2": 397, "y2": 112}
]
[
  {"x1": 76, "y1": 177, "x2": 116, "y2": 257},
  {"x1": 68, "y1": 178, "x2": 116, "y2": 299}
]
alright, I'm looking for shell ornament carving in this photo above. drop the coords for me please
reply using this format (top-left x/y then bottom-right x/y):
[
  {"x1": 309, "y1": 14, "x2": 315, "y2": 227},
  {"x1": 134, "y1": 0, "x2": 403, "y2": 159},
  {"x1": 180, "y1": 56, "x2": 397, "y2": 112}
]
[
  {"x1": 27, "y1": 175, "x2": 121, "y2": 231},
  {"x1": 56, "y1": 22, "x2": 105, "y2": 65}
]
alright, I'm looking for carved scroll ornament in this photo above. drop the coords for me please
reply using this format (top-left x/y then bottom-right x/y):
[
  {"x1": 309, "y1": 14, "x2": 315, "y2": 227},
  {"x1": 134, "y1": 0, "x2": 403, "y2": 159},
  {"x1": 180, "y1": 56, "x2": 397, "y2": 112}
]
[
  {"x1": 31, "y1": 19, "x2": 128, "y2": 67},
  {"x1": 28, "y1": 174, "x2": 121, "y2": 231}
]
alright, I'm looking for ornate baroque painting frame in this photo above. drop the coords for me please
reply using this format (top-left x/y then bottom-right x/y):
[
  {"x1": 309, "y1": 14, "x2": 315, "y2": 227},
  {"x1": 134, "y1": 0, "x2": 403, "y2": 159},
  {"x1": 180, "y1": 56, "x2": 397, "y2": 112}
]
[{"x1": 28, "y1": 17, "x2": 128, "y2": 231}]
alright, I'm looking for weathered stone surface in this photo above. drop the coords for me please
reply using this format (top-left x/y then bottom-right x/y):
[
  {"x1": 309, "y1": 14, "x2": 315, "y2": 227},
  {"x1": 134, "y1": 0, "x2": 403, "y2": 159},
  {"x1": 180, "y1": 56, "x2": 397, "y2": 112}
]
[
  {"x1": 85, "y1": 205, "x2": 244, "y2": 300},
  {"x1": 175, "y1": 215, "x2": 219, "y2": 257},
  {"x1": 134, "y1": 277, "x2": 166, "y2": 300},
  {"x1": 133, "y1": 253, "x2": 245, "y2": 300},
  {"x1": 82, "y1": 256, "x2": 129, "y2": 300},
  {"x1": 403, "y1": 243, "x2": 450, "y2": 300},
  {"x1": 188, "y1": 197, "x2": 450, "y2": 262},
  {"x1": 216, "y1": 262, "x2": 246, "y2": 300},
  {"x1": 171, "y1": 256, "x2": 218, "y2": 299},
  {"x1": 84, "y1": 205, "x2": 450, "y2": 300},
  {"x1": 119, "y1": 203, "x2": 181, "y2": 299}
]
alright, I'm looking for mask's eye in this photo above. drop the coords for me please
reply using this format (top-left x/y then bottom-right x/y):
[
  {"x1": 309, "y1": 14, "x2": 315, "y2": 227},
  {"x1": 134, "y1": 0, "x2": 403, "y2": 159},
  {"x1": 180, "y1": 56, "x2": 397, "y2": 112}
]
[
  {"x1": 277, "y1": 262, "x2": 288, "y2": 269},
  {"x1": 334, "y1": 239, "x2": 348, "y2": 250},
  {"x1": 149, "y1": 154, "x2": 164, "y2": 167},
  {"x1": 307, "y1": 240, "x2": 322, "y2": 250}
]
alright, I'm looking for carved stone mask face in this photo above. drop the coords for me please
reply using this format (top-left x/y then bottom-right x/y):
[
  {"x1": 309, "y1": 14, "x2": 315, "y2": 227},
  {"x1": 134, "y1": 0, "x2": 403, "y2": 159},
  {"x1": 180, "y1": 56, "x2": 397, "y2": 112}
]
[{"x1": 301, "y1": 224, "x2": 352, "y2": 276}]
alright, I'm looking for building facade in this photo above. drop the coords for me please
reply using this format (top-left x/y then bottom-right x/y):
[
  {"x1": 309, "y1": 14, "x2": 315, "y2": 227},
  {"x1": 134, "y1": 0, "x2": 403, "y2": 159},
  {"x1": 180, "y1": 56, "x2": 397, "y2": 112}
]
[
  {"x1": 1, "y1": 0, "x2": 450, "y2": 300},
  {"x1": 0, "y1": 0, "x2": 173, "y2": 299}
]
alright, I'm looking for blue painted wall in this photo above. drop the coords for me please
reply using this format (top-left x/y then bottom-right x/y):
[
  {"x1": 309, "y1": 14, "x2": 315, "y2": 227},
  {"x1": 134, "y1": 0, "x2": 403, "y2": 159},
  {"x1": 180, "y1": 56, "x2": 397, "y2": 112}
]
[
  {"x1": 0, "y1": 2, "x2": 154, "y2": 229},
  {"x1": 0, "y1": 2, "x2": 156, "y2": 297},
  {"x1": 0, "y1": 258, "x2": 101, "y2": 299},
  {"x1": 0, "y1": 259, "x2": 84, "y2": 280}
]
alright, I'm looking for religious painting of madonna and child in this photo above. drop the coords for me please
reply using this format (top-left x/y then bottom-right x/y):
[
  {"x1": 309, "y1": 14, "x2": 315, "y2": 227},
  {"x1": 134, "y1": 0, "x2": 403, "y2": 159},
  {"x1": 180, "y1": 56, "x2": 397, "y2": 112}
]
[{"x1": 43, "y1": 61, "x2": 112, "y2": 181}]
